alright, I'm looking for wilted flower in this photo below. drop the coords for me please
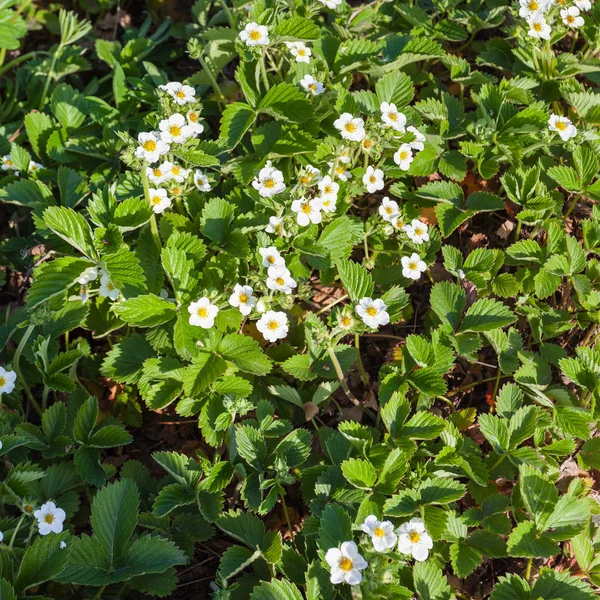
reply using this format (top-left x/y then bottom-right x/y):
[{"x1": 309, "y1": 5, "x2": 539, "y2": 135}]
[
  {"x1": 380, "y1": 102, "x2": 407, "y2": 132},
  {"x1": 363, "y1": 165, "x2": 385, "y2": 193},
  {"x1": 325, "y1": 541, "x2": 368, "y2": 585},
  {"x1": 401, "y1": 253, "x2": 427, "y2": 280},
  {"x1": 34, "y1": 502, "x2": 66, "y2": 536},
  {"x1": 188, "y1": 297, "x2": 219, "y2": 328},
  {"x1": 266, "y1": 265, "x2": 297, "y2": 294},
  {"x1": 252, "y1": 161, "x2": 286, "y2": 197},
  {"x1": 561, "y1": 5, "x2": 584, "y2": 27},
  {"x1": 291, "y1": 197, "x2": 323, "y2": 226},
  {"x1": 356, "y1": 297, "x2": 390, "y2": 329},
  {"x1": 334, "y1": 113, "x2": 366, "y2": 142},
  {"x1": 548, "y1": 113, "x2": 577, "y2": 140},
  {"x1": 394, "y1": 144, "x2": 414, "y2": 171},
  {"x1": 286, "y1": 41, "x2": 311, "y2": 63},
  {"x1": 300, "y1": 74, "x2": 324, "y2": 95},
  {"x1": 228, "y1": 284, "x2": 257, "y2": 315},
  {"x1": 257, "y1": 310, "x2": 289, "y2": 342},
  {"x1": 404, "y1": 219, "x2": 429, "y2": 244},
  {"x1": 361, "y1": 515, "x2": 398, "y2": 552},
  {"x1": 194, "y1": 169, "x2": 212, "y2": 191},
  {"x1": 135, "y1": 132, "x2": 169, "y2": 163},
  {"x1": 148, "y1": 188, "x2": 172, "y2": 214},
  {"x1": 259, "y1": 246, "x2": 285, "y2": 267},
  {"x1": 159, "y1": 82, "x2": 196, "y2": 105},
  {"x1": 239, "y1": 22, "x2": 269, "y2": 46},
  {"x1": 0, "y1": 366, "x2": 16, "y2": 395},
  {"x1": 397, "y1": 518, "x2": 433, "y2": 561}
]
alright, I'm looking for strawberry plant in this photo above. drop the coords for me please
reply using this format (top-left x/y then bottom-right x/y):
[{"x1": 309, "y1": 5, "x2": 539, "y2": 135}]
[{"x1": 1, "y1": 0, "x2": 600, "y2": 598}]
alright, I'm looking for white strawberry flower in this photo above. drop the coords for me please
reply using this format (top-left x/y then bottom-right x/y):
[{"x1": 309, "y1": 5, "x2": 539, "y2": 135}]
[
  {"x1": 259, "y1": 246, "x2": 285, "y2": 267},
  {"x1": 257, "y1": 310, "x2": 289, "y2": 342},
  {"x1": 527, "y1": 14, "x2": 552, "y2": 39},
  {"x1": 325, "y1": 541, "x2": 368, "y2": 586},
  {"x1": 338, "y1": 148, "x2": 352, "y2": 164},
  {"x1": 252, "y1": 161, "x2": 286, "y2": 197},
  {"x1": 239, "y1": 22, "x2": 269, "y2": 46},
  {"x1": 320, "y1": 195, "x2": 337, "y2": 214},
  {"x1": 79, "y1": 285, "x2": 89, "y2": 303},
  {"x1": 1, "y1": 154, "x2": 16, "y2": 171},
  {"x1": 188, "y1": 297, "x2": 219, "y2": 328},
  {"x1": 334, "y1": 113, "x2": 366, "y2": 142},
  {"x1": 379, "y1": 197, "x2": 400, "y2": 222},
  {"x1": 159, "y1": 114, "x2": 193, "y2": 144},
  {"x1": 146, "y1": 163, "x2": 170, "y2": 185},
  {"x1": 380, "y1": 102, "x2": 407, "y2": 132},
  {"x1": 148, "y1": 188, "x2": 172, "y2": 214},
  {"x1": 159, "y1": 82, "x2": 196, "y2": 105},
  {"x1": 193, "y1": 169, "x2": 212, "y2": 191},
  {"x1": 405, "y1": 219, "x2": 430, "y2": 244},
  {"x1": 0, "y1": 366, "x2": 17, "y2": 396},
  {"x1": 98, "y1": 271, "x2": 120, "y2": 300},
  {"x1": 363, "y1": 165, "x2": 385, "y2": 193},
  {"x1": 228, "y1": 284, "x2": 257, "y2": 316},
  {"x1": 548, "y1": 113, "x2": 577, "y2": 140},
  {"x1": 34, "y1": 502, "x2": 66, "y2": 535},
  {"x1": 299, "y1": 164, "x2": 321, "y2": 186},
  {"x1": 561, "y1": 5, "x2": 584, "y2": 26},
  {"x1": 28, "y1": 160, "x2": 43, "y2": 172},
  {"x1": 574, "y1": 0, "x2": 592, "y2": 10},
  {"x1": 397, "y1": 518, "x2": 433, "y2": 561},
  {"x1": 286, "y1": 41, "x2": 311, "y2": 63},
  {"x1": 329, "y1": 161, "x2": 352, "y2": 181},
  {"x1": 319, "y1": 0, "x2": 343, "y2": 8},
  {"x1": 361, "y1": 515, "x2": 398, "y2": 552},
  {"x1": 135, "y1": 132, "x2": 170, "y2": 164},
  {"x1": 317, "y1": 175, "x2": 339, "y2": 202},
  {"x1": 266, "y1": 216, "x2": 289, "y2": 237},
  {"x1": 163, "y1": 162, "x2": 189, "y2": 183},
  {"x1": 186, "y1": 110, "x2": 205, "y2": 136},
  {"x1": 300, "y1": 74, "x2": 324, "y2": 95},
  {"x1": 291, "y1": 197, "x2": 323, "y2": 226},
  {"x1": 401, "y1": 253, "x2": 427, "y2": 280},
  {"x1": 76, "y1": 267, "x2": 98, "y2": 285},
  {"x1": 519, "y1": 0, "x2": 550, "y2": 17},
  {"x1": 356, "y1": 297, "x2": 390, "y2": 329},
  {"x1": 361, "y1": 136, "x2": 375, "y2": 152},
  {"x1": 390, "y1": 214, "x2": 406, "y2": 232},
  {"x1": 394, "y1": 144, "x2": 414, "y2": 171},
  {"x1": 407, "y1": 126, "x2": 426, "y2": 151},
  {"x1": 266, "y1": 265, "x2": 297, "y2": 294}
]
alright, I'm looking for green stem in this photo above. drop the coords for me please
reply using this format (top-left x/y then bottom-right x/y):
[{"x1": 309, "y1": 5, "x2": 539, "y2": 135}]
[
  {"x1": 141, "y1": 165, "x2": 162, "y2": 251},
  {"x1": 489, "y1": 453, "x2": 506, "y2": 472},
  {"x1": 13, "y1": 324, "x2": 42, "y2": 416},
  {"x1": 94, "y1": 585, "x2": 107, "y2": 600},
  {"x1": 218, "y1": 0, "x2": 235, "y2": 28},
  {"x1": 525, "y1": 557, "x2": 533, "y2": 582},
  {"x1": 259, "y1": 48, "x2": 270, "y2": 91},
  {"x1": 564, "y1": 192, "x2": 581, "y2": 217},
  {"x1": 38, "y1": 43, "x2": 63, "y2": 110},
  {"x1": 196, "y1": 53, "x2": 225, "y2": 103},
  {"x1": 8, "y1": 514, "x2": 25, "y2": 549},
  {"x1": 354, "y1": 333, "x2": 370, "y2": 390},
  {"x1": 0, "y1": 48, "x2": 6, "y2": 71},
  {"x1": 280, "y1": 493, "x2": 296, "y2": 546}
]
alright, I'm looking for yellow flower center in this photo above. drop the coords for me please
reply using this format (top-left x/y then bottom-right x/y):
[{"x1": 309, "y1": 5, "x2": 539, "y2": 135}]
[
  {"x1": 529, "y1": 1, "x2": 539, "y2": 9},
  {"x1": 172, "y1": 166, "x2": 181, "y2": 175},
  {"x1": 275, "y1": 277, "x2": 285, "y2": 285},
  {"x1": 309, "y1": 83, "x2": 317, "y2": 91},
  {"x1": 31, "y1": 164, "x2": 38, "y2": 170},
  {"x1": 44, "y1": 513, "x2": 54, "y2": 524},
  {"x1": 409, "y1": 531, "x2": 421, "y2": 543},
  {"x1": 0, "y1": 376, "x2": 5, "y2": 387},
  {"x1": 24, "y1": 504, "x2": 33, "y2": 513},
  {"x1": 373, "y1": 527, "x2": 385, "y2": 538},
  {"x1": 151, "y1": 195, "x2": 162, "y2": 205},
  {"x1": 143, "y1": 140, "x2": 157, "y2": 151},
  {"x1": 176, "y1": 90, "x2": 186, "y2": 99},
  {"x1": 533, "y1": 22, "x2": 542, "y2": 31},
  {"x1": 385, "y1": 206, "x2": 393, "y2": 214},
  {"x1": 567, "y1": 15, "x2": 575, "y2": 23},
  {"x1": 324, "y1": 185, "x2": 332, "y2": 194},
  {"x1": 555, "y1": 120, "x2": 567, "y2": 131},
  {"x1": 300, "y1": 175, "x2": 309, "y2": 184},
  {"x1": 341, "y1": 316, "x2": 352, "y2": 327},
  {"x1": 239, "y1": 293, "x2": 248, "y2": 303},
  {"x1": 366, "y1": 306, "x2": 378, "y2": 317},
  {"x1": 189, "y1": 112, "x2": 198, "y2": 122},
  {"x1": 172, "y1": 187, "x2": 181, "y2": 195},
  {"x1": 399, "y1": 151, "x2": 409, "y2": 160},
  {"x1": 268, "y1": 320, "x2": 279, "y2": 330},
  {"x1": 389, "y1": 112, "x2": 398, "y2": 121},
  {"x1": 249, "y1": 29, "x2": 261, "y2": 40},
  {"x1": 336, "y1": 166, "x2": 345, "y2": 174},
  {"x1": 267, "y1": 255, "x2": 276, "y2": 264},
  {"x1": 408, "y1": 261, "x2": 418, "y2": 270},
  {"x1": 197, "y1": 307, "x2": 208, "y2": 318},
  {"x1": 369, "y1": 175, "x2": 377, "y2": 184},
  {"x1": 298, "y1": 49, "x2": 306, "y2": 56},
  {"x1": 339, "y1": 557, "x2": 353, "y2": 572},
  {"x1": 301, "y1": 202, "x2": 312, "y2": 214},
  {"x1": 323, "y1": 199, "x2": 330, "y2": 207},
  {"x1": 363, "y1": 139, "x2": 372, "y2": 149},
  {"x1": 153, "y1": 168, "x2": 162, "y2": 177},
  {"x1": 107, "y1": 282, "x2": 115, "y2": 291},
  {"x1": 264, "y1": 178, "x2": 275, "y2": 188},
  {"x1": 169, "y1": 125, "x2": 182, "y2": 137},
  {"x1": 345, "y1": 122, "x2": 356, "y2": 133},
  {"x1": 414, "y1": 227, "x2": 423, "y2": 235}
]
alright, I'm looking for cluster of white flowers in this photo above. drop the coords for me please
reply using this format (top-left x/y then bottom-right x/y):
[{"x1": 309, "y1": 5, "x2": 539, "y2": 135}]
[
  {"x1": 521, "y1": 0, "x2": 590, "y2": 41},
  {"x1": 289, "y1": 170, "x2": 340, "y2": 226},
  {"x1": 34, "y1": 502, "x2": 66, "y2": 536},
  {"x1": 75, "y1": 267, "x2": 121, "y2": 303},
  {"x1": 1, "y1": 155, "x2": 44, "y2": 175},
  {"x1": 0, "y1": 365, "x2": 16, "y2": 395},
  {"x1": 326, "y1": 517, "x2": 433, "y2": 586}
]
